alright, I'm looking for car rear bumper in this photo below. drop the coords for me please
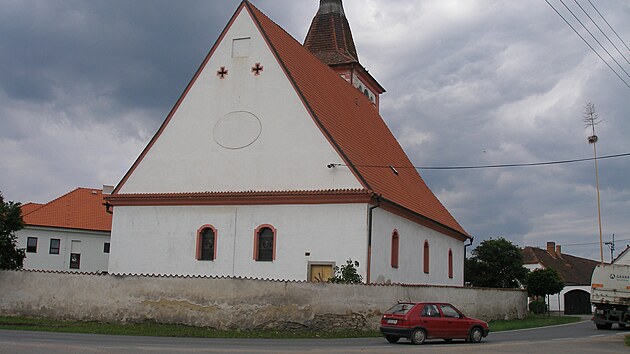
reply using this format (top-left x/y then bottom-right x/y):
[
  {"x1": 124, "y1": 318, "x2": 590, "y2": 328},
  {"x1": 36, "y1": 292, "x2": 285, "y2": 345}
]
[{"x1": 380, "y1": 326, "x2": 413, "y2": 338}]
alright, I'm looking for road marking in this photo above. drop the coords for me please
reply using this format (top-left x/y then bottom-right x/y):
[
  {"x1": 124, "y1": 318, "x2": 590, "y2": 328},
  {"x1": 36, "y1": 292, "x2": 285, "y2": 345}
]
[
  {"x1": 589, "y1": 334, "x2": 606, "y2": 337},
  {"x1": 551, "y1": 337, "x2": 574, "y2": 341}
]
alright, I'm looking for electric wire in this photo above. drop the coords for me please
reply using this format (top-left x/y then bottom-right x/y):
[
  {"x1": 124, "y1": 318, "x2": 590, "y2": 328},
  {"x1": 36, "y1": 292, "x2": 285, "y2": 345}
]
[
  {"x1": 329, "y1": 152, "x2": 630, "y2": 171},
  {"x1": 572, "y1": 0, "x2": 630, "y2": 66},
  {"x1": 544, "y1": 0, "x2": 630, "y2": 89},
  {"x1": 557, "y1": 238, "x2": 630, "y2": 247},
  {"x1": 587, "y1": 0, "x2": 630, "y2": 52},
  {"x1": 558, "y1": 0, "x2": 630, "y2": 79}
]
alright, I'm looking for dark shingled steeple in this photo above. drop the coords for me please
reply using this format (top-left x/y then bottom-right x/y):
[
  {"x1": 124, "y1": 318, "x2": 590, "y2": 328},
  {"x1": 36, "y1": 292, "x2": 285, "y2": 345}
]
[{"x1": 304, "y1": 0, "x2": 359, "y2": 65}]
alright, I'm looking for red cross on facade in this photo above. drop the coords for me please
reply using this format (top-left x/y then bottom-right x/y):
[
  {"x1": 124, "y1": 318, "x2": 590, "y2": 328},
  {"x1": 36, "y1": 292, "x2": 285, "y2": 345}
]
[
  {"x1": 251, "y1": 63, "x2": 264, "y2": 76},
  {"x1": 217, "y1": 66, "x2": 228, "y2": 79}
]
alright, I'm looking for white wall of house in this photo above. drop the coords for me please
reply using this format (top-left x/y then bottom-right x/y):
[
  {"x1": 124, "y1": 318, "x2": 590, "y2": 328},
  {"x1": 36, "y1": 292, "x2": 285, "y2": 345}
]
[
  {"x1": 614, "y1": 249, "x2": 630, "y2": 265},
  {"x1": 109, "y1": 203, "x2": 368, "y2": 280},
  {"x1": 118, "y1": 7, "x2": 361, "y2": 195},
  {"x1": 16, "y1": 227, "x2": 110, "y2": 273},
  {"x1": 370, "y1": 208, "x2": 464, "y2": 286},
  {"x1": 524, "y1": 263, "x2": 591, "y2": 313}
]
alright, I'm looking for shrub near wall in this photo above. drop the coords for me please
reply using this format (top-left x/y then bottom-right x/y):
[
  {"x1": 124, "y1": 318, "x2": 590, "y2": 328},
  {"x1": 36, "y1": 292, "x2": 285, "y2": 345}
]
[{"x1": 0, "y1": 270, "x2": 527, "y2": 331}]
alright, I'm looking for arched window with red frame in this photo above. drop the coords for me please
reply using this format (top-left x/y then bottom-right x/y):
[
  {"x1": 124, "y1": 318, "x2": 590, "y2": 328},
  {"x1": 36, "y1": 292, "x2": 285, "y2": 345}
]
[
  {"x1": 423, "y1": 240, "x2": 430, "y2": 274},
  {"x1": 391, "y1": 230, "x2": 400, "y2": 268},
  {"x1": 254, "y1": 224, "x2": 276, "y2": 262},
  {"x1": 196, "y1": 225, "x2": 217, "y2": 261},
  {"x1": 448, "y1": 249, "x2": 453, "y2": 279}
]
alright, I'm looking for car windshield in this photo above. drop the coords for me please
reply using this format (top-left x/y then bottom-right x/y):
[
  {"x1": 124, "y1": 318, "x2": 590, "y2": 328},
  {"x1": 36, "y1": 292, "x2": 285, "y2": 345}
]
[{"x1": 385, "y1": 303, "x2": 414, "y2": 315}]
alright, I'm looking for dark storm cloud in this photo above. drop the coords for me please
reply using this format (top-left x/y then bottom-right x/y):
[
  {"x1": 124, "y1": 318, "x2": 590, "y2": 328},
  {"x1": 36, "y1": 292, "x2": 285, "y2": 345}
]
[{"x1": 0, "y1": 0, "x2": 628, "y2": 260}]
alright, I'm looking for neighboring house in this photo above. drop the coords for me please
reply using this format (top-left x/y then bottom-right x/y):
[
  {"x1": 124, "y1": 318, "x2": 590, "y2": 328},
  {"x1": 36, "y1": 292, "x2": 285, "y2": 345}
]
[
  {"x1": 612, "y1": 245, "x2": 630, "y2": 265},
  {"x1": 523, "y1": 242, "x2": 599, "y2": 314},
  {"x1": 104, "y1": 0, "x2": 471, "y2": 284},
  {"x1": 18, "y1": 188, "x2": 112, "y2": 273}
]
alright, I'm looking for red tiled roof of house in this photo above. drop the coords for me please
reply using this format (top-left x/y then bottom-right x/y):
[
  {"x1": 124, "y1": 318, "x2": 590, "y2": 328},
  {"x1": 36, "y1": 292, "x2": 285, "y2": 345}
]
[
  {"x1": 246, "y1": 2, "x2": 468, "y2": 237},
  {"x1": 21, "y1": 188, "x2": 112, "y2": 232},
  {"x1": 522, "y1": 246, "x2": 599, "y2": 286},
  {"x1": 20, "y1": 202, "x2": 44, "y2": 216}
]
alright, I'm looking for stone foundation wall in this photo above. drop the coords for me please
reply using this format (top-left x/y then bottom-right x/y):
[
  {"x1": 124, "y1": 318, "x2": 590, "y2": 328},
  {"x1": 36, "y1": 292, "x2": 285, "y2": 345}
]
[{"x1": 0, "y1": 270, "x2": 527, "y2": 331}]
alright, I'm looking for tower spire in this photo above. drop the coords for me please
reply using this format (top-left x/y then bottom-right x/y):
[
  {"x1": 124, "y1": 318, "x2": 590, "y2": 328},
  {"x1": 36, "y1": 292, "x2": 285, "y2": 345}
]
[
  {"x1": 304, "y1": 0, "x2": 358, "y2": 65},
  {"x1": 303, "y1": 0, "x2": 385, "y2": 109}
]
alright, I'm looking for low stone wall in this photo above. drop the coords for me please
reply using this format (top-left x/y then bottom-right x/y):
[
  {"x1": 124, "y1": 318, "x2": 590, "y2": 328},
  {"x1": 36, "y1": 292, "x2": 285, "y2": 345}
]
[{"x1": 0, "y1": 270, "x2": 526, "y2": 331}]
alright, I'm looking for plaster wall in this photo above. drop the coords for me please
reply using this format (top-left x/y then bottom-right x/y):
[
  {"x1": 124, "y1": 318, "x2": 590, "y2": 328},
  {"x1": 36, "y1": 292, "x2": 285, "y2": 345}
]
[
  {"x1": 0, "y1": 271, "x2": 527, "y2": 331},
  {"x1": 16, "y1": 227, "x2": 109, "y2": 273},
  {"x1": 109, "y1": 203, "x2": 368, "y2": 280},
  {"x1": 118, "y1": 6, "x2": 361, "y2": 195},
  {"x1": 370, "y1": 208, "x2": 464, "y2": 286}
]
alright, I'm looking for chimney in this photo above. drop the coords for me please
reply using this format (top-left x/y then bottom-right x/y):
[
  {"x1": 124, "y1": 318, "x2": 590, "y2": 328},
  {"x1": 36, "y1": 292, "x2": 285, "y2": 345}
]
[
  {"x1": 556, "y1": 245, "x2": 562, "y2": 257},
  {"x1": 546, "y1": 242, "x2": 556, "y2": 257}
]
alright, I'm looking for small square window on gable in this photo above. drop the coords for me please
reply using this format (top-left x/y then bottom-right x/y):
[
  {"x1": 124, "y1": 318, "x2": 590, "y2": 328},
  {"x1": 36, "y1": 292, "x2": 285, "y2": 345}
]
[{"x1": 232, "y1": 37, "x2": 251, "y2": 58}]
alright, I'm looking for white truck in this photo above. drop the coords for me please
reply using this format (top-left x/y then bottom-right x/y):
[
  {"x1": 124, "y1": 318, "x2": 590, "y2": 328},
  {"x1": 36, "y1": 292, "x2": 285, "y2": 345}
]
[{"x1": 591, "y1": 264, "x2": 630, "y2": 329}]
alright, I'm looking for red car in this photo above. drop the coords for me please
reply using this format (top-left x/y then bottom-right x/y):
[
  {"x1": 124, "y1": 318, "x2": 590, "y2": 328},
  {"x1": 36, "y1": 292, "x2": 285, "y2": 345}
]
[{"x1": 380, "y1": 302, "x2": 490, "y2": 344}]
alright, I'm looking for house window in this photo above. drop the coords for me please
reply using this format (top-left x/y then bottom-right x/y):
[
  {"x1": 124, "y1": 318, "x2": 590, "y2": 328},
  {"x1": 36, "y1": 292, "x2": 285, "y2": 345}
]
[
  {"x1": 423, "y1": 240, "x2": 430, "y2": 274},
  {"x1": 448, "y1": 249, "x2": 453, "y2": 279},
  {"x1": 391, "y1": 230, "x2": 399, "y2": 268},
  {"x1": 26, "y1": 237, "x2": 37, "y2": 253},
  {"x1": 196, "y1": 225, "x2": 217, "y2": 261},
  {"x1": 69, "y1": 253, "x2": 81, "y2": 269},
  {"x1": 254, "y1": 225, "x2": 276, "y2": 262},
  {"x1": 49, "y1": 239, "x2": 61, "y2": 254},
  {"x1": 103, "y1": 242, "x2": 110, "y2": 254}
]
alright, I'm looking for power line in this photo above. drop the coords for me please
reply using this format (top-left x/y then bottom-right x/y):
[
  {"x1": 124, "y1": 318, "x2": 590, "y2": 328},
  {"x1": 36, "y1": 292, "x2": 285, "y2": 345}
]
[
  {"x1": 587, "y1": 0, "x2": 630, "y2": 52},
  {"x1": 544, "y1": 0, "x2": 630, "y2": 89},
  {"x1": 572, "y1": 0, "x2": 630, "y2": 66},
  {"x1": 329, "y1": 151, "x2": 630, "y2": 171},
  {"x1": 558, "y1": 0, "x2": 630, "y2": 79},
  {"x1": 557, "y1": 238, "x2": 630, "y2": 247}
]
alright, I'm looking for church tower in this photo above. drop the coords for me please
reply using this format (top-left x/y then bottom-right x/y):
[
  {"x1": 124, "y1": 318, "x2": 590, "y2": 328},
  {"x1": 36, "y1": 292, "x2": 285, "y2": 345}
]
[{"x1": 304, "y1": 0, "x2": 385, "y2": 110}]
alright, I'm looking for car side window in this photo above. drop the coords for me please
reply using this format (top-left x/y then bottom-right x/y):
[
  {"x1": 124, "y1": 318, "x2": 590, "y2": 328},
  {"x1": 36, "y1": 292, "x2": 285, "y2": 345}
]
[
  {"x1": 440, "y1": 304, "x2": 460, "y2": 318},
  {"x1": 421, "y1": 304, "x2": 440, "y2": 317}
]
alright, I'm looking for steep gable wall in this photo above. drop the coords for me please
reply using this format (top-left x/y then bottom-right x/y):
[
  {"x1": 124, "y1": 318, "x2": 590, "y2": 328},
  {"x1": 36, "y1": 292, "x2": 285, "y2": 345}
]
[{"x1": 118, "y1": 7, "x2": 361, "y2": 194}]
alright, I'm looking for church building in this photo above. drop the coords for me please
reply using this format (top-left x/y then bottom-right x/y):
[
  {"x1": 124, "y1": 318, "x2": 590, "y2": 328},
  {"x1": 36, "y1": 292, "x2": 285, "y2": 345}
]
[{"x1": 105, "y1": 0, "x2": 470, "y2": 285}]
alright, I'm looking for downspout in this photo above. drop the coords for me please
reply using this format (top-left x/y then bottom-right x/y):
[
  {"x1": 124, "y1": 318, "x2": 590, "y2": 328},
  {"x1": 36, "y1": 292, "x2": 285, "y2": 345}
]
[{"x1": 366, "y1": 196, "x2": 381, "y2": 284}]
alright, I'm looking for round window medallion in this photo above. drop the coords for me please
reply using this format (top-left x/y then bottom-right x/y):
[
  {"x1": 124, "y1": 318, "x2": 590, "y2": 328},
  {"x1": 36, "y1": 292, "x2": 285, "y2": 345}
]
[{"x1": 213, "y1": 111, "x2": 262, "y2": 149}]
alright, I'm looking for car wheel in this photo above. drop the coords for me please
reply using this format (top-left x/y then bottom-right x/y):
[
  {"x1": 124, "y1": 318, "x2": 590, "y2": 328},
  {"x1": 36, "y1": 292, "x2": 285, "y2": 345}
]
[
  {"x1": 596, "y1": 323, "x2": 612, "y2": 330},
  {"x1": 619, "y1": 323, "x2": 626, "y2": 329},
  {"x1": 469, "y1": 327, "x2": 483, "y2": 343},
  {"x1": 410, "y1": 328, "x2": 426, "y2": 345},
  {"x1": 385, "y1": 335, "x2": 400, "y2": 343}
]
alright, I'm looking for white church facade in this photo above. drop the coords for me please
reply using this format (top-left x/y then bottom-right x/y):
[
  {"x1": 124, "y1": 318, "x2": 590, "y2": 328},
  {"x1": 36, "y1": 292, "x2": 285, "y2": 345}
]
[{"x1": 105, "y1": 0, "x2": 470, "y2": 285}]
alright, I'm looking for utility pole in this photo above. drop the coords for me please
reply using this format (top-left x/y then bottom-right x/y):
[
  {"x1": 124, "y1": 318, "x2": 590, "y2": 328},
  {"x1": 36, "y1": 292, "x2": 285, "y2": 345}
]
[
  {"x1": 583, "y1": 102, "x2": 604, "y2": 265},
  {"x1": 605, "y1": 234, "x2": 615, "y2": 264}
]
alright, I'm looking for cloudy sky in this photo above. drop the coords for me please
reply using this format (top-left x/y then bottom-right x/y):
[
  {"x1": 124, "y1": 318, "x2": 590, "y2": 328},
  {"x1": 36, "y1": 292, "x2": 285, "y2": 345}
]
[{"x1": 1, "y1": 0, "x2": 628, "y2": 261}]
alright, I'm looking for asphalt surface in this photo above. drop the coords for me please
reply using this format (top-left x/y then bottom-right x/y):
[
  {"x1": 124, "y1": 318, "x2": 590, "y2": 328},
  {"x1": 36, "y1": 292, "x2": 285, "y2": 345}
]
[{"x1": 0, "y1": 319, "x2": 627, "y2": 353}]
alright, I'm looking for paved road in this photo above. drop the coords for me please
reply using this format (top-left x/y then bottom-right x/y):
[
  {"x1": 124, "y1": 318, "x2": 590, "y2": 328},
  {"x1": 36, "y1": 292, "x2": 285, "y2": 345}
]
[{"x1": 0, "y1": 320, "x2": 627, "y2": 354}]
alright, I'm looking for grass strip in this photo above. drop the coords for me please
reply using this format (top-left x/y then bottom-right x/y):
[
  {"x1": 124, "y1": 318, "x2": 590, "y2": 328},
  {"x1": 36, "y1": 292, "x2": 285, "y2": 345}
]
[
  {"x1": 0, "y1": 315, "x2": 584, "y2": 338},
  {"x1": 489, "y1": 314, "x2": 581, "y2": 332},
  {"x1": 0, "y1": 316, "x2": 378, "y2": 339}
]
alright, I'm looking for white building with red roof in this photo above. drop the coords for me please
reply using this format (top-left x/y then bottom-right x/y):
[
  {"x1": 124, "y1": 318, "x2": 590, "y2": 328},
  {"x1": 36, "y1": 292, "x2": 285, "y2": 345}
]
[
  {"x1": 105, "y1": 0, "x2": 470, "y2": 284},
  {"x1": 18, "y1": 188, "x2": 112, "y2": 272}
]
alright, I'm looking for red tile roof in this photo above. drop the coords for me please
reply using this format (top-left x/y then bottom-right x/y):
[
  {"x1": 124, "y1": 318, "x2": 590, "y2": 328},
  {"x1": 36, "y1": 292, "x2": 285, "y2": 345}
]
[
  {"x1": 246, "y1": 2, "x2": 468, "y2": 238},
  {"x1": 21, "y1": 188, "x2": 112, "y2": 232},
  {"x1": 20, "y1": 202, "x2": 44, "y2": 216}
]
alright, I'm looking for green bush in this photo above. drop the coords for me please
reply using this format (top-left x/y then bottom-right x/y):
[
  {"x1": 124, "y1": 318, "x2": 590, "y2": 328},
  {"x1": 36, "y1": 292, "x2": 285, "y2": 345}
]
[{"x1": 529, "y1": 300, "x2": 547, "y2": 315}]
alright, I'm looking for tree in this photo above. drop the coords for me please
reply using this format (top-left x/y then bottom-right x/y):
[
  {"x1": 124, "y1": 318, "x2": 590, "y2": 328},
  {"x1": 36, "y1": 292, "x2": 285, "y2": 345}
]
[
  {"x1": 328, "y1": 259, "x2": 363, "y2": 284},
  {"x1": 525, "y1": 268, "x2": 565, "y2": 315},
  {"x1": 465, "y1": 237, "x2": 529, "y2": 288},
  {"x1": 0, "y1": 192, "x2": 25, "y2": 270}
]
